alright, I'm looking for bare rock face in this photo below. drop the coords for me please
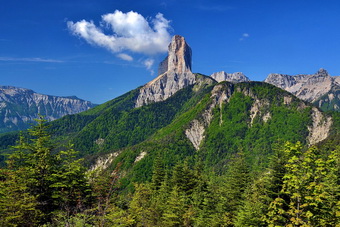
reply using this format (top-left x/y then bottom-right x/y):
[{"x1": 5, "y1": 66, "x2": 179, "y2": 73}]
[
  {"x1": 0, "y1": 86, "x2": 96, "y2": 132},
  {"x1": 135, "y1": 35, "x2": 196, "y2": 107},
  {"x1": 264, "y1": 69, "x2": 338, "y2": 103},
  {"x1": 307, "y1": 107, "x2": 332, "y2": 145},
  {"x1": 210, "y1": 71, "x2": 250, "y2": 83},
  {"x1": 185, "y1": 83, "x2": 233, "y2": 150}
]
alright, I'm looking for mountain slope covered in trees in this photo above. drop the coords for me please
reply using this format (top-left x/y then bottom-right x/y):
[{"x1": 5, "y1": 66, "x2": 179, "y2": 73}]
[{"x1": 0, "y1": 35, "x2": 339, "y2": 226}]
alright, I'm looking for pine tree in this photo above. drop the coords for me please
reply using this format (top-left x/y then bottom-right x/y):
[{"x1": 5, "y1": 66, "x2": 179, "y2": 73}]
[
  {"x1": 265, "y1": 142, "x2": 340, "y2": 226},
  {"x1": 151, "y1": 153, "x2": 165, "y2": 191},
  {"x1": 9, "y1": 116, "x2": 57, "y2": 223},
  {"x1": 129, "y1": 183, "x2": 156, "y2": 226},
  {"x1": 50, "y1": 145, "x2": 92, "y2": 218},
  {"x1": 0, "y1": 168, "x2": 41, "y2": 226},
  {"x1": 235, "y1": 145, "x2": 288, "y2": 226},
  {"x1": 222, "y1": 152, "x2": 250, "y2": 221},
  {"x1": 1, "y1": 116, "x2": 92, "y2": 225},
  {"x1": 162, "y1": 186, "x2": 187, "y2": 226}
]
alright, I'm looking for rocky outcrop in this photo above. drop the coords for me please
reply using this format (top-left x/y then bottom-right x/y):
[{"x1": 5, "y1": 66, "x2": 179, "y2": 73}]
[
  {"x1": 135, "y1": 151, "x2": 147, "y2": 162},
  {"x1": 210, "y1": 71, "x2": 250, "y2": 83},
  {"x1": 135, "y1": 35, "x2": 196, "y2": 107},
  {"x1": 185, "y1": 83, "x2": 233, "y2": 150},
  {"x1": 88, "y1": 152, "x2": 120, "y2": 173},
  {"x1": 307, "y1": 107, "x2": 332, "y2": 145},
  {"x1": 264, "y1": 69, "x2": 339, "y2": 103},
  {"x1": 249, "y1": 99, "x2": 270, "y2": 126},
  {"x1": 0, "y1": 86, "x2": 96, "y2": 132}
]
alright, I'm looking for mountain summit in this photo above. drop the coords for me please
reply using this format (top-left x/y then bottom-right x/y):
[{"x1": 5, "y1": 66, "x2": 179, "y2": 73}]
[
  {"x1": 135, "y1": 35, "x2": 197, "y2": 107},
  {"x1": 265, "y1": 68, "x2": 340, "y2": 111}
]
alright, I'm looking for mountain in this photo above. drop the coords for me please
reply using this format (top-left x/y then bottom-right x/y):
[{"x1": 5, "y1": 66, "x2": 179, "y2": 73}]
[
  {"x1": 264, "y1": 68, "x2": 340, "y2": 111},
  {"x1": 1, "y1": 35, "x2": 340, "y2": 226},
  {"x1": 135, "y1": 35, "x2": 200, "y2": 107},
  {"x1": 210, "y1": 71, "x2": 250, "y2": 83},
  {"x1": 0, "y1": 86, "x2": 96, "y2": 133},
  {"x1": 1, "y1": 35, "x2": 337, "y2": 172}
]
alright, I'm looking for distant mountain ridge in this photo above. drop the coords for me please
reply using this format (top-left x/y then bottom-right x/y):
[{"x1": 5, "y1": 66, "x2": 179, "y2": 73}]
[
  {"x1": 0, "y1": 86, "x2": 96, "y2": 133},
  {"x1": 264, "y1": 68, "x2": 340, "y2": 111},
  {"x1": 210, "y1": 71, "x2": 250, "y2": 83}
]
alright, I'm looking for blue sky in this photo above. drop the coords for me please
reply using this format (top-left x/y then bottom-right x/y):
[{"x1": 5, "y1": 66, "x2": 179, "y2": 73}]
[{"x1": 1, "y1": 0, "x2": 340, "y2": 104}]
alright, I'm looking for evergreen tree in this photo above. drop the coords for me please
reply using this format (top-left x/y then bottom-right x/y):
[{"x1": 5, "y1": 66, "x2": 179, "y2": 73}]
[
  {"x1": 1, "y1": 116, "x2": 92, "y2": 225},
  {"x1": 129, "y1": 183, "x2": 156, "y2": 226},
  {"x1": 162, "y1": 186, "x2": 188, "y2": 226},
  {"x1": 235, "y1": 144, "x2": 288, "y2": 226},
  {"x1": 9, "y1": 116, "x2": 57, "y2": 223},
  {"x1": 266, "y1": 142, "x2": 340, "y2": 226},
  {"x1": 0, "y1": 168, "x2": 41, "y2": 226},
  {"x1": 50, "y1": 145, "x2": 92, "y2": 218},
  {"x1": 221, "y1": 152, "x2": 250, "y2": 222},
  {"x1": 151, "y1": 152, "x2": 165, "y2": 191}
]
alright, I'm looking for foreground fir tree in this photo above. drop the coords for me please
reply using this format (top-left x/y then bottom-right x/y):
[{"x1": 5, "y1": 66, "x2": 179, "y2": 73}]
[
  {"x1": 0, "y1": 116, "x2": 91, "y2": 226},
  {"x1": 265, "y1": 142, "x2": 340, "y2": 226}
]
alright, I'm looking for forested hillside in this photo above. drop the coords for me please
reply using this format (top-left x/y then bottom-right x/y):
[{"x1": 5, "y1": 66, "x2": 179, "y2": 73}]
[{"x1": 0, "y1": 76, "x2": 339, "y2": 226}]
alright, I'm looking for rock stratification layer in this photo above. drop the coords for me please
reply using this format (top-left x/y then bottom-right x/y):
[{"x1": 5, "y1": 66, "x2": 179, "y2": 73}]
[
  {"x1": 210, "y1": 71, "x2": 250, "y2": 83},
  {"x1": 135, "y1": 35, "x2": 196, "y2": 107}
]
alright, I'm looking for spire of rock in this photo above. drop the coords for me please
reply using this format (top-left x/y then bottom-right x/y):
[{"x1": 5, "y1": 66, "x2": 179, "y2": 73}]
[
  {"x1": 135, "y1": 35, "x2": 196, "y2": 107},
  {"x1": 158, "y1": 35, "x2": 192, "y2": 75}
]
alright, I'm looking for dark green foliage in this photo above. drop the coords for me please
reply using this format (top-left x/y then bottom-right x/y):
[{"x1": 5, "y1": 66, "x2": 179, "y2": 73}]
[
  {"x1": 200, "y1": 82, "x2": 312, "y2": 173},
  {"x1": 0, "y1": 117, "x2": 91, "y2": 225},
  {"x1": 70, "y1": 85, "x2": 211, "y2": 156},
  {"x1": 0, "y1": 78, "x2": 339, "y2": 225},
  {"x1": 314, "y1": 88, "x2": 340, "y2": 112}
]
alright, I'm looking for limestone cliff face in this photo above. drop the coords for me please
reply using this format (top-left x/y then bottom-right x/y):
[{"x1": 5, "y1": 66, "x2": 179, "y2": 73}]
[
  {"x1": 264, "y1": 69, "x2": 339, "y2": 103},
  {"x1": 0, "y1": 86, "x2": 96, "y2": 132},
  {"x1": 135, "y1": 35, "x2": 196, "y2": 107},
  {"x1": 307, "y1": 107, "x2": 332, "y2": 145},
  {"x1": 210, "y1": 71, "x2": 250, "y2": 83},
  {"x1": 185, "y1": 83, "x2": 233, "y2": 150}
]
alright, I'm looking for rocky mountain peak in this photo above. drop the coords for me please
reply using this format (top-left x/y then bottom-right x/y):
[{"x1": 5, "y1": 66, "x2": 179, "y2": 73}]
[
  {"x1": 167, "y1": 35, "x2": 192, "y2": 74},
  {"x1": 135, "y1": 35, "x2": 197, "y2": 108},
  {"x1": 158, "y1": 35, "x2": 192, "y2": 75},
  {"x1": 210, "y1": 71, "x2": 250, "y2": 83},
  {"x1": 264, "y1": 69, "x2": 337, "y2": 103},
  {"x1": 317, "y1": 68, "x2": 328, "y2": 76}
]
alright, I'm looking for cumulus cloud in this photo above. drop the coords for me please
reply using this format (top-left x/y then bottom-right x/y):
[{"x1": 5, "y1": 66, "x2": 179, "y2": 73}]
[
  {"x1": 67, "y1": 10, "x2": 171, "y2": 56},
  {"x1": 117, "y1": 53, "x2": 133, "y2": 61}
]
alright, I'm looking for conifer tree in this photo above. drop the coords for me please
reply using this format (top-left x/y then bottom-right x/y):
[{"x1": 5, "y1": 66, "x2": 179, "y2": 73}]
[
  {"x1": 265, "y1": 142, "x2": 340, "y2": 226},
  {"x1": 222, "y1": 152, "x2": 250, "y2": 220},
  {"x1": 0, "y1": 168, "x2": 41, "y2": 226},
  {"x1": 1, "y1": 116, "x2": 92, "y2": 225}
]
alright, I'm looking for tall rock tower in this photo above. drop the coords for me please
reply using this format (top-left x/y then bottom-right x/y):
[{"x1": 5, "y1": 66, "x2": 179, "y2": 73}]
[{"x1": 135, "y1": 35, "x2": 196, "y2": 107}]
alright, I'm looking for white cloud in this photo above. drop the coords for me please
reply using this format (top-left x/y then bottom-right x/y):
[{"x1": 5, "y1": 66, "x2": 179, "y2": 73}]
[
  {"x1": 143, "y1": 58, "x2": 155, "y2": 75},
  {"x1": 117, "y1": 53, "x2": 133, "y2": 61},
  {"x1": 0, "y1": 57, "x2": 63, "y2": 63},
  {"x1": 67, "y1": 10, "x2": 171, "y2": 55},
  {"x1": 239, "y1": 33, "x2": 250, "y2": 41},
  {"x1": 143, "y1": 59, "x2": 154, "y2": 69}
]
